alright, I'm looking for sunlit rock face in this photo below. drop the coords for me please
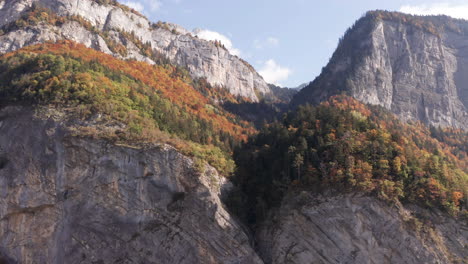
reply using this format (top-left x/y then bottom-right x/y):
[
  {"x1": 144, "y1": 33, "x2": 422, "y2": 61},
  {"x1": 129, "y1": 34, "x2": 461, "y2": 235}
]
[{"x1": 293, "y1": 11, "x2": 468, "y2": 129}]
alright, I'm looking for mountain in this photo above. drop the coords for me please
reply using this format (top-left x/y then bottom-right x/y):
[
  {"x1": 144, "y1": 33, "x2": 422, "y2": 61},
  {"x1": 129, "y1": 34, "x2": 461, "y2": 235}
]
[
  {"x1": 267, "y1": 83, "x2": 298, "y2": 102},
  {"x1": 0, "y1": 0, "x2": 271, "y2": 101},
  {"x1": 292, "y1": 11, "x2": 468, "y2": 130},
  {"x1": 0, "y1": 3, "x2": 466, "y2": 264},
  {"x1": 291, "y1": 82, "x2": 308, "y2": 90}
]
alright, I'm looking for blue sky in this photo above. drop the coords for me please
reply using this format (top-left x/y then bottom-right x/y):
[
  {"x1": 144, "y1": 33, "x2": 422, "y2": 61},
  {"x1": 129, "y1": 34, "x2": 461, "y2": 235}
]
[{"x1": 121, "y1": 0, "x2": 468, "y2": 87}]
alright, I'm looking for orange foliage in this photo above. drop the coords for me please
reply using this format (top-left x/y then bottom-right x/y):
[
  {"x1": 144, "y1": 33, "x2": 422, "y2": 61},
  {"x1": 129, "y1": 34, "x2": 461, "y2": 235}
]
[
  {"x1": 7, "y1": 41, "x2": 255, "y2": 141},
  {"x1": 324, "y1": 95, "x2": 468, "y2": 172},
  {"x1": 452, "y1": 191, "x2": 463, "y2": 207},
  {"x1": 329, "y1": 95, "x2": 372, "y2": 117}
]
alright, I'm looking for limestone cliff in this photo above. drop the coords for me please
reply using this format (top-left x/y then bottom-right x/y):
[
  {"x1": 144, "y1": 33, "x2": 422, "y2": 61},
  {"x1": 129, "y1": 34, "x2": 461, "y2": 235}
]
[
  {"x1": 292, "y1": 11, "x2": 468, "y2": 129},
  {"x1": 0, "y1": 106, "x2": 261, "y2": 264},
  {"x1": 257, "y1": 193, "x2": 467, "y2": 264},
  {"x1": 0, "y1": 0, "x2": 271, "y2": 101}
]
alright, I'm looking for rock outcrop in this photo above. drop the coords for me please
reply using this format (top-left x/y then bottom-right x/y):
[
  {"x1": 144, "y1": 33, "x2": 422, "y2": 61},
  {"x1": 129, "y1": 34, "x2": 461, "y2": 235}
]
[
  {"x1": 257, "y1": 192, "x2": 468, "y2": 264},
  {"x1": 0, "y1": 0, "x2": 271, "y2": 101},
  {"x1": 292, "y1": 11, "x2": 468, "y2": 129},
  {"x1": 0, "y1": 106, "x2": 261, "y2": 264}
]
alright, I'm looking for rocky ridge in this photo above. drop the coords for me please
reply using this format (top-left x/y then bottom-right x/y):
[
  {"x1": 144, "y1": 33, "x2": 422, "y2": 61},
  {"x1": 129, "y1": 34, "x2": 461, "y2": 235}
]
[
  {"x1": 0, "y1": 0, "x2": 271, "y2": 101},
  {"x1": 292, "y1": 11, "x2": 468, "y2": 129}
]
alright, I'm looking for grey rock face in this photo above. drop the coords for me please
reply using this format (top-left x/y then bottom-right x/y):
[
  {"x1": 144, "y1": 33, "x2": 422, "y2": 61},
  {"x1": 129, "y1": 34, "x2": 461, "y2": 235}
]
[
  {"x1": 293, "y1": 12, "x2": 468, "y2": 129},
  {"x1": 0, "y1": 106, "x2": 261, "y2": 264},
  {"x1": 0, "y1": 0, "x2": 270, "y2": 101},
  {"x1": 257, "y1": 193, "x2": 467, "y2": 264}
]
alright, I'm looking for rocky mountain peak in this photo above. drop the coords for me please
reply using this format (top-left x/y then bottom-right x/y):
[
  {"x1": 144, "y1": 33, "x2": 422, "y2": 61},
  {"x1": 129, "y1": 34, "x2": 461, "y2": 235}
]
[
  {"x1": 0, "y1": 6, "x2": 466, "y2": 263},
  {"x1": 0, "y1": 0, "x2": 271, "y2": 101},
  {"x1": 292, "y1": 10, "x2": 468, "y2": 129}
]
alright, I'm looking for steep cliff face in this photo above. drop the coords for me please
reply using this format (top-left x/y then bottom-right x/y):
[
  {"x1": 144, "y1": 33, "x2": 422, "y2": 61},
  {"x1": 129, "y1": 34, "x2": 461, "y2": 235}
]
[
  {"x1": 292, "y1": 11, "x2": 468, "y2": 129},
  {"x1": 0, "y1": 106, "x2": 261, "y2": 264},
  {"x1": 257, "y1": 193, "x2": 467, "y2": 264},
  {"x1": 0, "y1": 0, "x2": 271, "y2": 101}
]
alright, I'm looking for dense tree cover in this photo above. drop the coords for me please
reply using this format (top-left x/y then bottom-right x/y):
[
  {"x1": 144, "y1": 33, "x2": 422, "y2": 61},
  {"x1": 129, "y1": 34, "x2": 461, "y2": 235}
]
[
  {"x1": 0, "y1": 42, "x2": 258, "y2": 174},
  {"x1": 222, "y1": 101, "x2": 286, "y2": 128},
  {"x1": 430, "y1": 126, "x2": 468, "y2": 154},
  {"x1": 219, "y1": 86, "x2": 294, "y2": 129},
  {"x1": 191, "y1": 77, "x2": 246, "y2": 104},
  {"x1": 230, "y1": 96, "x2": 467, "y2": 226},
  {"x1": 14, "y1": 41, "x2": 253, "y2": 137}
]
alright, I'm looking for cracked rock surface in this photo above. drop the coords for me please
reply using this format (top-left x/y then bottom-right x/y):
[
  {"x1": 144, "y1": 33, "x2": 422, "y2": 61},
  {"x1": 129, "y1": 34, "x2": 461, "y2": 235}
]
[
  {"x1": 0, "y1": 106, "x2": 261, "y2": 264},
  {"x1": 257, "y1": 193, "x2": 468, "y2": 264}
]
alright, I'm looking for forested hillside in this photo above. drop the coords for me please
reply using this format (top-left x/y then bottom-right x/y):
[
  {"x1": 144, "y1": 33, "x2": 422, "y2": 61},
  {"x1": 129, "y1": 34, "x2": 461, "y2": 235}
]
[
  {"x1": 0, "y1": 41, "x2": 256, "y2": 174},
  {"x1": 230, "y1": 96, "x2": 467, "y2": 227}
]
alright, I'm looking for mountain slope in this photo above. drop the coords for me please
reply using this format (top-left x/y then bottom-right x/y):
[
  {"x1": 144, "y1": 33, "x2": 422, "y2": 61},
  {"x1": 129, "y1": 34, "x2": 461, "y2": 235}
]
[
  {"x1": 230, "y1": 95, "x2": 467, "y2": 263},
  {"x1": 232, "y1": 95, "x2": 467, "y2": 225},
  {"x1": 292, "y1": 11, "x2": 468, "y2": 129},
  {"x1": 0, "y1": 41, "x2": 255, "y2": 174},
  {"x1": 0, "y1": 0, "x2": 271, "y2": 101}
]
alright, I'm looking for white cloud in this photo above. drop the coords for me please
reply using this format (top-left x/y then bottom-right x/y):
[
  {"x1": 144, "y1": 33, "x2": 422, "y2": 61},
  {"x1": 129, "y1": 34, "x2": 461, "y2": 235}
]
[
  {"x1": 148, "y1": 0, "x2": 162, "y2": 11},
  {"x1": 266, "y1": 37, "x2": 279, "y2": 46},
  {"x1": 259, "y1": 59, "x2": 292, "y2": 85},
  {"x1": 193, "y1": 29, "x2": 241, "y2": 56},
  {"x1": 399, "y1": 3, "x2": 468, "y2": 20},
  {"x1": 122, "y1": 1, "x2": 144, "y2": 12},
  {"x1": 254, "y1": 36, "x2": 280, "y2": 49},
  {"x1": 122, "y1": 0, "x2": 161, "y2": 12}
]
